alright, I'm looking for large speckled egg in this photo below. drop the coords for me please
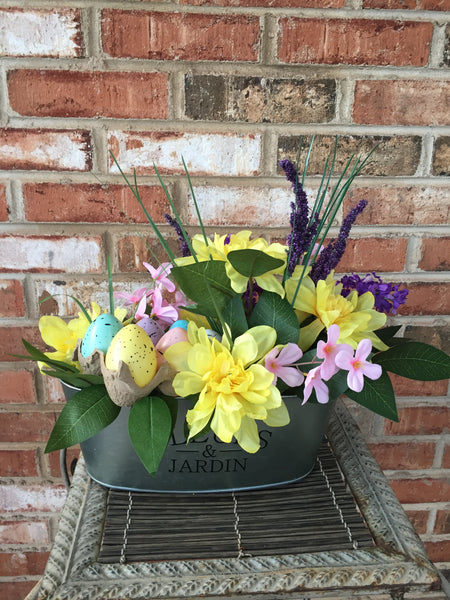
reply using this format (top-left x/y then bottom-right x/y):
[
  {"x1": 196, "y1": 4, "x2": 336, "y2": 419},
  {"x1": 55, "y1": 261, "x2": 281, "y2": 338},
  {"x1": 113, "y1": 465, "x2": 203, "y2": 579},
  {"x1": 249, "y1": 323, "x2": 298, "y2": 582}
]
[
  {"x1": 155, "y1": 327, "x2": 189, "y2": 367},
  {"x1": 105, "y1": 325, "x2": 157, "y2": 387},
  {"x1": 81, "y1": 313, "x2": 123, "y2": 358},
  {"x1": 136, "y1": 317, "x2": 165, "y2": 345}
]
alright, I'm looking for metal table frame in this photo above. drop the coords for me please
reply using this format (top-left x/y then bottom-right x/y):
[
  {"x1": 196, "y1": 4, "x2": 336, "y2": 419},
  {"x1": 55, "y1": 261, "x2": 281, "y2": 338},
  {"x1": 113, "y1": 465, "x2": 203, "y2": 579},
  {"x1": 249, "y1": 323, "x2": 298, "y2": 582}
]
[{"x1": 27, "y1": 401, "x2": 441, "y2": 600}]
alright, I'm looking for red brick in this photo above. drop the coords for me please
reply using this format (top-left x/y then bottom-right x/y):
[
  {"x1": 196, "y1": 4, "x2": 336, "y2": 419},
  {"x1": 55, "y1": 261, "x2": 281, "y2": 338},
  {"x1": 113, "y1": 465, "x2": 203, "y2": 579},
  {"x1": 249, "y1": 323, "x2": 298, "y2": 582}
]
[
  {"x1": 0, "y1": 370, "x2": 36, "y2": 403},
  {"x1": 399, "y1": 283, "x2": 450, "y2": 316},
  {"x1": 0, "y1": 279, "x2": 25, "y2": 317},
  {"x1": 389, "y1": 478, "x2": 450, "y2": 503},
  {"x1": 385, "y1": 406, "x2": 449, "y2": 436},
  {"x1": 390, "y1": 375, "x2": 449, "y2": 397},
  {"x1": 0, "y1": 412, "x2": 57, "y2": 443},
  {"x1": 0, "y1": 235, "x2": 103, "y2": 273},
  {"x1": 363, "y1": 0, "x2": 448, "y2": 10},
  {"x1": 117, "y1": 235, "x2": 175, "y2": 273},
  {"x1": 0, "y1": 450, "x2": 38, "y2": 477},
  {"x1": 8, "y1": 70, "x2": 168, "y2": 119},
  {"x1": 336, "y1": 237, "x2": 408, "y2": 273},
  {"x1": 345, "y1": 187, "x2": 450, "y2": 226},
  {"x1": 0, "y1": 326, "x2": 43, "y2": 362},
  {"x1": 443, "y1": 444, "x2": 450, "y2": 468},
  {"x1": 182, "y1": 0, "x2": 344, "y2": 5},
  {"x1": 0, "y1": 129, "x2": 91, "y2": 171},
  {"x1": 48, "y1": 446, "x2": 80, "y2": 478},
  {"x1": 0, "y1": 8, "x2": 82, "y2": 58},
  {"x1": 102, "y1": 10, "x2": 260, "y2": 61},
  {"x1": 405, "y1": 510, "x2": 429, "y2": 535},
  {"x1": 369, "y1": 441, "x2": 435, "y2": 470},
  {"x1": 23, "y1": 183, "x2": 169, "y2": 223},
  {"x1": 278, "y1": 18, "x2": 432, "y2": 66},
  {"x1": 353, "y1": 81, "x2": 450, "y2": 126},
  {"x1": 0, "y1": 184, "x2": 8, "y2": 221},
  {"x1": 0, "y1": 520, "x2": 49, "y2": 545},
  {"x1": 424, "y1": 540, "x2": 450, "y2": 563},
  {"x1": 435, "y1": 510, "x2": 450, "y2": 535},
  {"x1": 0, "y1": 581, "x2": 37, "y2": 600},
  {"x1": 0, "y1": 551, "x2": 49, "y2": 576},
  {"x1": 419, "y1": 238, "x2": 450, "y2": 272}
]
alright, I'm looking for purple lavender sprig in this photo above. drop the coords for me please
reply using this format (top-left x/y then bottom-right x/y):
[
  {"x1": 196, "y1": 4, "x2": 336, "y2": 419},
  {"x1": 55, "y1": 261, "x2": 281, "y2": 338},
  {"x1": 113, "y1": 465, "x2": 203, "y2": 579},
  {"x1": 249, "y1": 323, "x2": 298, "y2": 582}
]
[
  {"x1": 310, "y1": 199, "x2": 367, "y2": 283},
  {"x1": 339, "y1": 272, "x2": 409, "y2": 315},
  {"x1": 164, "y1": 213, "x2": 191, "y2": 257}
]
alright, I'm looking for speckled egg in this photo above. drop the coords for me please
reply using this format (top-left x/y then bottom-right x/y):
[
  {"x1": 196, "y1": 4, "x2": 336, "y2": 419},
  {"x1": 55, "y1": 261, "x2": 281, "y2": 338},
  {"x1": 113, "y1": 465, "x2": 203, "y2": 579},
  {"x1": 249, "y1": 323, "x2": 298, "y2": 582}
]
[
  {"x1": 136, "y1": 317, "x2": 165, "y2": 345},
  {"x1": 155, "y1": 327, "x2": 189, "y2": 367},
  {"x1": 81, "y1": 313, "x2": 123, "y2": 358},
  {"x1": 169, "y1": 319, "x2": 188, "y2": 331},
  {"x1": 105, "y1": 325, "x2": 157, "y2": 387}
]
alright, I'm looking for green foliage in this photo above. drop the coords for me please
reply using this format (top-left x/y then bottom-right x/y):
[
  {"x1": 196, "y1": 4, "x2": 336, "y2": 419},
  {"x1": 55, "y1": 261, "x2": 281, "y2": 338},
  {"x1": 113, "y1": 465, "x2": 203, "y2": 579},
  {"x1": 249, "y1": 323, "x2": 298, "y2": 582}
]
[
  {"x1": 128, "y1": 396, "x2": 173, "y2": 476},
  {"x1": 373, "y1": 341, "x2": 450, "y2": 381},
  {"x1": 227, "y1": 249, "x2": 284, "y2": 278},
  {"x1": 248, "y1": 291, "x2": 299, "y2": 345},
  {"x1": 45, "y1": 385, "x2": 120, "y2": 452},
  {"x1": 346, "y1": 370, "x2": 398, "y2": 421}
]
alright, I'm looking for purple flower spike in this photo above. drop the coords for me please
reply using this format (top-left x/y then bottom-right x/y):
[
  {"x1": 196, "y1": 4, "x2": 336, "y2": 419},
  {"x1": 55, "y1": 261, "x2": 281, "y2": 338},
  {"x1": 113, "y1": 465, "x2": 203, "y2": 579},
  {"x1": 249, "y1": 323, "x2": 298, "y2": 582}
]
[
  {"x1": 339, "y1": 272, "x2": 409, "y2": 315},
  {"x1": 164, "y1": 213, "x2": 191, "y2": 257}
]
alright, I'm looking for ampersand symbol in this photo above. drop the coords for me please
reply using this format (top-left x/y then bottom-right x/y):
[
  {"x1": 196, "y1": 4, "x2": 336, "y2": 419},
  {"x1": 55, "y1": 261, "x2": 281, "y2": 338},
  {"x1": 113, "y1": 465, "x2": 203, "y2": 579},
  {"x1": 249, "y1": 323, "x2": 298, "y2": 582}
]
[{"x1": 202, "y1": 444, "x2": 216, "y2": 458}]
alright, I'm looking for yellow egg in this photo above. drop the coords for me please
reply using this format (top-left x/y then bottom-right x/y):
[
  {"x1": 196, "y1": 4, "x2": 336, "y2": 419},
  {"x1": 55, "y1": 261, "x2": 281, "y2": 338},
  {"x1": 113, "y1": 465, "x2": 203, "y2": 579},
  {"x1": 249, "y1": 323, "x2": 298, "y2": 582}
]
[{"x1": 105, "y1": 325, "x2": 157, "y2": 387}]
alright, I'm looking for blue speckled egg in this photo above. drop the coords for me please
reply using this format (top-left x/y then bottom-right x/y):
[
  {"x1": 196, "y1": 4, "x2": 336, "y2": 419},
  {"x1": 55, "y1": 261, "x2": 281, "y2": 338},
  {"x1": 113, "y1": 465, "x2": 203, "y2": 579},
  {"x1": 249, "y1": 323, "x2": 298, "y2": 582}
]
[
  {"x1": 169, "y1": 319, "x2": 188, "y2": 331},
  {"x1": 81, "y1": 313, "x2": 123, "y2": 358}
]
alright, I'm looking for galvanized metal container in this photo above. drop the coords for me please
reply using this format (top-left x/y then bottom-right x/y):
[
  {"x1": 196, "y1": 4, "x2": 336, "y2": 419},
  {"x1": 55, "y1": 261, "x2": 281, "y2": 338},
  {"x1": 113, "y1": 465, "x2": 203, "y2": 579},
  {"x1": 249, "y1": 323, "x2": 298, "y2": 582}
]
[{"x1": 62, "y1": 382, "x2": 333, "y2": 493}]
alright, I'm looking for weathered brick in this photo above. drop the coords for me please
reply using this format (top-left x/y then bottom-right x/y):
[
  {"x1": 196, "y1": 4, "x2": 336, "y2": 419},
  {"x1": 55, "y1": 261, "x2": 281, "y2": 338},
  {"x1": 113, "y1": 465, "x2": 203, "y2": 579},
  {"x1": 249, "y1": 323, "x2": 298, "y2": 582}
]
[
  {"x1": 336, "y1": 237, "x2": 408, "y2": 273},
  {"x1": 435, "y1": 510, "x2": 450, "y2": 535},
  {"x1": 363, "y1": 0, "x2": 448, "y2": 9},
  {"x1": 390, "y1": 374, "x2": 449, "y2": 397},
  {"x1": 345, "y1": 187, "x2": 450, "y2": 226},
  {"x1": 0, "y1": 520, "x2": 49, "y2": 545},
  {"x1": 109, "y1": 131, "x2": 262, "y2": 176},
  {"x1": 0, "y1": 279, "x2": 25, "y2": 317},
  {"x1": 0, "y1": 235, "x2": 103, "y2": 273},
  {"x1": 353, "y1": 81, "x2": 450, "y2": 126},
  {"x1": 433, "y1": 137, "x2": 450, "y2": 176},
  {"x1": 278, "y1": 135, "x2": 421, "y2": 177},
  {"x1": 404, "y1": 324, "x2": 450, "y2": 354},
  {"x1": 0, "y1": 8, "x2": 82, "y2": 58},
  {"x1": 405, "y1": 510, "x2": 429, "y2": 535},
  {"x1": 400, "y1": 283, "x2": 450, "y2": 316},
  {"x1": 0, "y1": 551, "x2": 49, "y2": 576},
  {"x1": 0, "y1": 129, "x2": 91, "y2": 171},
  {"x1": 102, "y1": 10, "x2": 260, "y2": 61},
  {"x1": 181, "y1": 0, "x2": 344, "y2": 6},
  {"x1": 185, "y1": 75, "x2": 336, "y2": 123},
  {"x1": 0, "y1": 450, "x2": 38, "y2": 477},
  {"x1": 443, "y1": 444, "x2": 450, "y2": 468},
  {"x1": 117, "y1": 235, "x2": 175, "y2": 273},
  {"x1": 23, "y1": 183, "x2": 169, "y2": 223},
  {"x1": 444, "y1": 25, "x2": 450, "y2": 67},
  {"x1": 48, "y1": 447, "x2": 80, "y2": 478},
  {"x1": 369, "y1": 441, "x2": 435, "y2": 470},
  {"x1": 0, "y1": 326, "x2": 43, "y2": 362},
  {"x1": 419, "y1": 238, "x2": 450, "y2": 271},
  {"x1": 384, "y1": 406, "x2": 449, "y2": 435},
  {"x1": 0, "y1": 412, "x2": 57, "y2": 443},
  {"x1": 278, "y1": 18, "x2": 432, "y2": 66},
  {"x1": 0, "y1": 371, "x2": 35, "y2": 404},
  {"x1": 424, "y1": 540, "x2": 450, "y2": 563},
  {"x1": 389, "y1": 477, "x2": 450, "y2": 503},
  {"x1": 0, "y1": 581, "x2": 37, "y2": 600},
  {"x1": 0, "y1": 484, "x2": 66, "y2": 512},
  {"x1": 189, "y1": 185, "x2": 292, "y2": 226},
  {"x1": 8, "y1": 70, "x2": 168, "y2": 119},
  {"x1": 0, "y1": 184, "x2": 8, "y2": 221}
]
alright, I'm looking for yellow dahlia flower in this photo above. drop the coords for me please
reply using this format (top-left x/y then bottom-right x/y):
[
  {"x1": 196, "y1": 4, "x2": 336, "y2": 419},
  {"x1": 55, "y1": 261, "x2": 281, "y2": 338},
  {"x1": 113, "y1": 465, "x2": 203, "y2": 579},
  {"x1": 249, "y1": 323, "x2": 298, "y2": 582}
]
[
  {"x1": 285, "y1": 271, "x2": 388, "y2": 351},
  {"x1": 164, "y1": 323, "x2": 290, "y2": 453},
  {"x1": 175, "y1": 231, "x2": 288, "y2": 297}
]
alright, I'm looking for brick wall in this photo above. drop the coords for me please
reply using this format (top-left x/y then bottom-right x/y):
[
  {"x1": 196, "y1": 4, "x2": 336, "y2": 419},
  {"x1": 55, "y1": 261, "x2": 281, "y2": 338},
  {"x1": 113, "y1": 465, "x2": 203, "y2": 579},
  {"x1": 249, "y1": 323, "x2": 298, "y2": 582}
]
[{"x1": 0, "y1": 1, "x2": 449, "y2": 597}]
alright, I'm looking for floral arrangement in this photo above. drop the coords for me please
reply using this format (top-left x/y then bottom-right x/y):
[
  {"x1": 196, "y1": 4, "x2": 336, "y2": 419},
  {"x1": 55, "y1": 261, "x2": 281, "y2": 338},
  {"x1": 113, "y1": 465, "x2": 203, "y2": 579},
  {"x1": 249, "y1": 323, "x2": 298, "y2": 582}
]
[{"x1": 20, "y1": 140, "x2": 450, "y2": 476}]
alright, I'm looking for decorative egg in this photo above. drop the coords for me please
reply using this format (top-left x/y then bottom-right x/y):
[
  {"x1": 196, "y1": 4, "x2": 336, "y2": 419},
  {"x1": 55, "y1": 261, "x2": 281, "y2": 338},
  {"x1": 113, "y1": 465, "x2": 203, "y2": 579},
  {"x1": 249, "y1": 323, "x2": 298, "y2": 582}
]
[
  {"x1": 169, "y1": 319, "x2": 188, "y2": 331},
  {"x1": 105, "y1": 325, "x2": 157, "y2": 387},
  {"x1": 81, "y1": 313, "x2": 123, "y2": 358},
  {"x1": 155, "y1": 327, "x2": 189, "y2": 367},
  {"x1": 205, "y1": 329, "x2": 222, "y2": 342},
  {"x1": 136, "y1": 317, "x2": 165, "y2": 345}
]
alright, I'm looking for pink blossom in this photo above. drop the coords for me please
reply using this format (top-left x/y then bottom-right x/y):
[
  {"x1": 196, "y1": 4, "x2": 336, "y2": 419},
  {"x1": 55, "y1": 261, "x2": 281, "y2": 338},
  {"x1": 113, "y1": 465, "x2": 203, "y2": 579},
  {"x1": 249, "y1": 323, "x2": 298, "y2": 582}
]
[
  {"x1": 316, "y1": 324, "x2": 348, "y2": 381},
  {"x1": 335, "y1": 339, "x2": 382, "y2": 393},
  {"x1": 302, "y1": 366, "x2": 329, "y2": 405},
  {"x1": 264, "y1": 343, "x2": 304, "y2": 387},
  {"x1": 143, "y1": 262, "x2": 175, "y2": 293},
  {"x1": 148, "y1": 288, "x2": 178, "y2": 326},
  {"x1": 114, "y1": 286, "x2": 149, "y2": 306}
]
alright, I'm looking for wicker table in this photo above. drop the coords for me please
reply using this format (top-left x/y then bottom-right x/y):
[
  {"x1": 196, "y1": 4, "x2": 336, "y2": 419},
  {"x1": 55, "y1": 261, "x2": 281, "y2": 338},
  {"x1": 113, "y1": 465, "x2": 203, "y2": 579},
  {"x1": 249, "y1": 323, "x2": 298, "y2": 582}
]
[{"x1": 27, "y1": 401, "x2": 441, "y2": 600}]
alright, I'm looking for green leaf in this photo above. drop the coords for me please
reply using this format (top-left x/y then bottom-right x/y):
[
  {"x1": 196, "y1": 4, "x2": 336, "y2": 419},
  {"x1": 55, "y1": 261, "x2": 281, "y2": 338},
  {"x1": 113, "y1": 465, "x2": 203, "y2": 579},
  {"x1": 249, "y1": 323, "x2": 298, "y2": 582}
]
[
  {"x1": 222, "y1": 295, "x2": 248, "y2": 338},
  {"x1": 171, "y1": 261, "x2": 234, "y2": 315},
  {"x1": 248, "y1": 291, "x2": 299, "y2": 345},
  {"x1": 326, "y1": 370, "x2": 349, "y2": 401},
  {"x1": 45, "y1": 385, "x2": 120, "y2": 452},
  {"x1": 345, "y1": 370, "x2": 398, "y2": 421},
  {"x1": 19, "y1": 340, "x2": 79, "y2": 372},
  {"x1": 128, "y1": 396, "x2": 172, "y2": 476},
  {"x1": 373, "y1": 341, "x2": 450, "y2": 381},
  {"x1": 41, "y1": 370, "x2": 104, "y2": 388},
  {"x1": 375, "y1": 325, "x2": 403, "y2": 346},
  {"x1": 227, "y1": 249, "x2": 284, "y2": 278}
]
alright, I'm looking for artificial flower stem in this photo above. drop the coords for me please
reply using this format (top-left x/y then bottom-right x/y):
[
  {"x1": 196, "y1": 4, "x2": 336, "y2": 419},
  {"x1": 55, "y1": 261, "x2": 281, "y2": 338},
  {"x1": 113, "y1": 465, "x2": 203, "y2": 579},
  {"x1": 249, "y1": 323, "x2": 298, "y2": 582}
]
[
  {"x1": 39, "y1": 294, "x2": 92, "y2": 324},
  {"x1": 107, "y1": 256, "x2": 114, "y2": 315}
]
